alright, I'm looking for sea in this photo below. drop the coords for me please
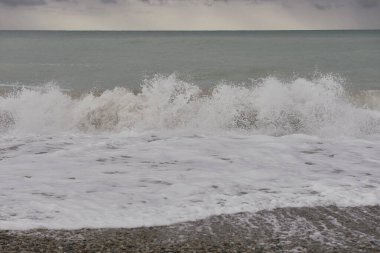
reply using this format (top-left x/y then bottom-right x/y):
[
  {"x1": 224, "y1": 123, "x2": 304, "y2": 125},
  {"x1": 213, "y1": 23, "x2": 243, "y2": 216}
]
[{"x1": 0, "y1": 30, "x2": 379, "y2": 229}]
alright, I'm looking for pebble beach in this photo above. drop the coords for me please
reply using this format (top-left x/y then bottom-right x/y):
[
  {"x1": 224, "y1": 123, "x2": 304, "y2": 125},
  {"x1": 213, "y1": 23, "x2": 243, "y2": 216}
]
[{"x1": 1, "y1": 205, "x2": 379, "y2": 253}]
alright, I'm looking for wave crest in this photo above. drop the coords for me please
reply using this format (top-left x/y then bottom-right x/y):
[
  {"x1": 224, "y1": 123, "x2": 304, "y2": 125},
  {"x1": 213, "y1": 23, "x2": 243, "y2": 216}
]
[{"x1": 1, "y1": 74, "x2": 380, "y2": 137}]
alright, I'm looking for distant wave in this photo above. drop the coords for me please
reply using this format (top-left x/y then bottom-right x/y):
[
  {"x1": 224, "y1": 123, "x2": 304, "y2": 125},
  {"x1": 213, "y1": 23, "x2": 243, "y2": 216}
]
[{"x1": 1, "y1": 74, "x2": 380, "y2": 136}]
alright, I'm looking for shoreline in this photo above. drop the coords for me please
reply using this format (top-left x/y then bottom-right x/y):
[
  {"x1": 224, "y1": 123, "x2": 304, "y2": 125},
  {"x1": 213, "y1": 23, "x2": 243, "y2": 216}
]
[{"x1": 1, "y1": 205, "x2": 380, "y2": 252}]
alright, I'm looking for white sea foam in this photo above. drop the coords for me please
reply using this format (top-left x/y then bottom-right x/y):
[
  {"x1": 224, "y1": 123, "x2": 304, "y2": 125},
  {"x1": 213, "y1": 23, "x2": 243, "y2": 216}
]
[
  {"x1": 0, "y1": 75, "x2": 379, "y2": 229},
  {"x1": 1, "y1": 74, "x2": 379, "y2": 136}
]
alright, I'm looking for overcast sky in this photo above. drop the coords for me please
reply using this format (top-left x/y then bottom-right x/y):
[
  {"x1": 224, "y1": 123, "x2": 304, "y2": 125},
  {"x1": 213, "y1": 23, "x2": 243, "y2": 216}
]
[{"x1": 0, "y1": 0, "x2": 379, "y2": 30}]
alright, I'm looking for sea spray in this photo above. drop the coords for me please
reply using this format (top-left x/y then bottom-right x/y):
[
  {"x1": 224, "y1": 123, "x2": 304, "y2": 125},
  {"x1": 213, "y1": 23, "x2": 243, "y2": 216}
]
[{"x1": 0, "y1": 74, "x2": 379, "y2": 136}]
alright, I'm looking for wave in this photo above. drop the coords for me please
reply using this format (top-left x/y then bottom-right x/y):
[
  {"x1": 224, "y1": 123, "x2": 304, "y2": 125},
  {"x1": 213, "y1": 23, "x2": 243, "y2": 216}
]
[{"x1": 1, "y1": 74, "x2": 380, "y2": 136}]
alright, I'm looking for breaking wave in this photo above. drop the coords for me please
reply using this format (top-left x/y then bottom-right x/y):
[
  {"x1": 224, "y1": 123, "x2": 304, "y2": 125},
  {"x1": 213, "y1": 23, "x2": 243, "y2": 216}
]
[{"x1": 1, "y1": 74, "x2": 380, "y2": 136}]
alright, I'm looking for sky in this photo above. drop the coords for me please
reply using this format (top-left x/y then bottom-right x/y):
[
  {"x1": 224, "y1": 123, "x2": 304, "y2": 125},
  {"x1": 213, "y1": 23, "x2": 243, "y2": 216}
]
[{"x1": 0, "y1": 0, "x2": 379, "y2": 30}]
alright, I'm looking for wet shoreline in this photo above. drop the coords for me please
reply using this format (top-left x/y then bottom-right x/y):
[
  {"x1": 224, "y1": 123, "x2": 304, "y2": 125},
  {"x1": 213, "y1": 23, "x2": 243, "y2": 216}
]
[{"x1": 1, "y1": 205, "x2": 380, "y2": 252}]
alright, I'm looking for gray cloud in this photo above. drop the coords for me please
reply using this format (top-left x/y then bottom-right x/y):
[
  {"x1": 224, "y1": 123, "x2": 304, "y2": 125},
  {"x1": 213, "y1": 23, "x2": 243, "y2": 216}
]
[
  {"x1": 249, "y1": 0, "x2": 379, "y2": 10},
  {"x1": 173, "y1": 0, "x2": 380, "y2": 10},
  {"x1": 263, "y1": 0, "x2": 379, "y2": 10},
  {"x1": 208, "y1": 0, "x2": 380, "y2": 10},
  {"x1": 0, "y1": 0, "x2": 379, "y2": 9},
  {"x1": 313, "y1": 3, "x2": 330, "y2": 10},
  {"x1": 0, "y1": 0, "x2": 118, "y2": 7},
  {"x1": 0, "y1": 0, "x2": 46, "y2": 6},
  {"x1": 0, "y1": 0, "x2": 378, "y2": 30},
  {"x1": 101, "y1": 0, "x2": 118, "y2": 4},
  {"x1": 307, "y1": 0, "x2": 345, "y2": 11},
  {"x1": 357, "y1": 0, "x2": 379, "y2": 8}
]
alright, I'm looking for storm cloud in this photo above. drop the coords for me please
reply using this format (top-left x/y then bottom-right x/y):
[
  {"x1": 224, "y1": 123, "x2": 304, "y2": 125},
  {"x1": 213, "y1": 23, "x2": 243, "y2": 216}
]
[
  {"x1": 357, "y1": 0, "x2": 379, "y2": 8},
  {"x1": 0, "y1": 0, "x2": 46, "y2": 6},
  {"x1": 0, "y1": 0, "x2": 379, "y2": 30},
  {"x1": 101, "y1": 0, "x2": 118, "y2": 4},
  {"x1": 0, "y1": 0, "x2": 379, "y2": 8},
  {"x1": 0, "y1": 0, "x2": 118, "y2": 6}
]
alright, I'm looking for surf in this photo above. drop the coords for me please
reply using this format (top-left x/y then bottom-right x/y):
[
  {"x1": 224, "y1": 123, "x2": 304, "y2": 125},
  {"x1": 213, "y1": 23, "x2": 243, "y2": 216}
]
[{"x1": 1, "y1": 74, "x2": 379, "y2": 137}]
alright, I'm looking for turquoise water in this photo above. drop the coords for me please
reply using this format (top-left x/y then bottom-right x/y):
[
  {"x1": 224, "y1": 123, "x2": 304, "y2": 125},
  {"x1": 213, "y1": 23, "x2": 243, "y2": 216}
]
[{"x1": 0, "y1": 30, "x2": 379, "y2": 91}]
